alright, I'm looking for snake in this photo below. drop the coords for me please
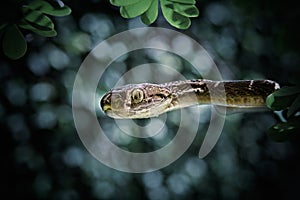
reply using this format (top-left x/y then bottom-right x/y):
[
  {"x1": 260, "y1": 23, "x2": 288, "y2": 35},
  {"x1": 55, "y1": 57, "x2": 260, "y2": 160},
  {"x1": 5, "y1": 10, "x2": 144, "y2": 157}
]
[{"x1": 100, "y1": 79, "x2": 280, "y2": 119}]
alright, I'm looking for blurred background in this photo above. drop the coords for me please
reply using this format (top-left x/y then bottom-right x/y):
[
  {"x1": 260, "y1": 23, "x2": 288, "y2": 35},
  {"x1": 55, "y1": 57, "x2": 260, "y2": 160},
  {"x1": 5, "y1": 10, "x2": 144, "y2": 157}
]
[{"x1": 1, "y1": 0, "x2": 300, "y2": 199}]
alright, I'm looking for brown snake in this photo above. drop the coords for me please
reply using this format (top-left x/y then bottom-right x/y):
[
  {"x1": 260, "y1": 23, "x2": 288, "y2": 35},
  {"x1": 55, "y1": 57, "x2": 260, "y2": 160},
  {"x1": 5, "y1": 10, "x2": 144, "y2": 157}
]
[{"x1": 100, "y1": 79, "x2": 280, "y2": 119}]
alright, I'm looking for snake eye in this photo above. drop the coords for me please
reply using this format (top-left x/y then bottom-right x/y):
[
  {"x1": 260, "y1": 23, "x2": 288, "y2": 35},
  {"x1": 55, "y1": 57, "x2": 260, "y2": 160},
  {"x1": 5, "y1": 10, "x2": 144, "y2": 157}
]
[{"x1": 131, "y1": 89, "x2": 144, "y2": 104}]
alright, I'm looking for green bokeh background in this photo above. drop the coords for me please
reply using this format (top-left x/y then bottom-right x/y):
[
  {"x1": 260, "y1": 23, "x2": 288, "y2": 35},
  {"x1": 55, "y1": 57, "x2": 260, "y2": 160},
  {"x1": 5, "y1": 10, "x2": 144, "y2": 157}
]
[{"x1": 1, "y1": 0, "x2": 300, "y2": 199}]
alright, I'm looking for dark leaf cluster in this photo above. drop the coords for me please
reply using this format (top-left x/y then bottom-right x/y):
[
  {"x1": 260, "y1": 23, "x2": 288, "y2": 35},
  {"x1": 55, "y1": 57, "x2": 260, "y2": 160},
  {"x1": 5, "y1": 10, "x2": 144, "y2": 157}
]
[
  {"x1": 267, "y1": 85, "x2": 300, "y2": 141},
  {"x1": 0, "y1": 0, "x2": 71, "y2": 59}
]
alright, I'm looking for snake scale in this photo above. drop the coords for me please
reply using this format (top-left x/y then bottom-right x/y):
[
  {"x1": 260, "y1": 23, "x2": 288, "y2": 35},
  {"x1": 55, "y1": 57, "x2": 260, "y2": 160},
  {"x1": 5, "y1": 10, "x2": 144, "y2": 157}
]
[{"x1": 100, "y1": 79, "x2": 280, "y2": 119}]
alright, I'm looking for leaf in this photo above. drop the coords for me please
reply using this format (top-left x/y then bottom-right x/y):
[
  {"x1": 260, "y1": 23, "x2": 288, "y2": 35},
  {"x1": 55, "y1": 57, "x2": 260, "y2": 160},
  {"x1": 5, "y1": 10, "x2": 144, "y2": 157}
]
[
  {"x1": 168, "y1": 0, "x2": 196, "y2": 4},
  {"x1": 287, "y1": 94, "x2": 300, "y2": 117},
  {"x1": 120, "y1": 0, "x2": 152, "y2": 18},
  {"x1": 173, "y1": 3, "x2": 199, "y2": 17},
  {"x1": 19, "y1": 19, "x2": 57, "y2": 37},
  {"x1": 161, "y1": 0, "x2": 191, "y2": 29},
  {"x1": 268, "y1": 117, "x2": 300, "y2": 142},
  {"x1": 22, "y1": 6, "x2": 55, "y2": 30},
  {"x1": 266, "y1": 85, "x2": 300, "y2": 111},
  {"x1": 141, "y1": 0, "x2": 158, "y2": 25},
  {"x1": 271, "y1": 86, "x2": 300, "y2": 97},
  {"x1": 110, "y1": 0, "x2": 140, "y2": 6},
  {"x1": 27, "y1": 0, "x2": 71, "y2": 17},
  {"x1": 2, "y1": 24, "x2": 27, "y2": 59},
  {"x1": 20, "y1": 6, "x2": 57, "y2": 37},
  {"x1": 266, "y1": 93, "x2": 297, "y2": 111}
]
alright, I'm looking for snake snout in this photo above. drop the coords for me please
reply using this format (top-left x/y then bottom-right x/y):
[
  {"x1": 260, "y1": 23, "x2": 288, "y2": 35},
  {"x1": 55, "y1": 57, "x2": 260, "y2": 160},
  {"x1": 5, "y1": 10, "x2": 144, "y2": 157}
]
[{"x1": 100, "y1": 92, "x2": 112, "y2": 112}]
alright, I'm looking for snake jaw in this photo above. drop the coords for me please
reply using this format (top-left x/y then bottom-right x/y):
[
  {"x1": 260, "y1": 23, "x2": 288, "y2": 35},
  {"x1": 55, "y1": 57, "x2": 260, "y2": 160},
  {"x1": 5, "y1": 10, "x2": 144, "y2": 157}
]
[{"x1": 100, "y1": 91, "x2": 112, "y2": 112}]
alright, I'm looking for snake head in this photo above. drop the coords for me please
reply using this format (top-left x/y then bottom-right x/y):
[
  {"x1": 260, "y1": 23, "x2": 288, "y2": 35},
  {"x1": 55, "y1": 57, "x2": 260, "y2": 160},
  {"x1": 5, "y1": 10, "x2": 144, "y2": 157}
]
[{"x1": 100, "y1": 83, "x2": 173, "y2": 119}]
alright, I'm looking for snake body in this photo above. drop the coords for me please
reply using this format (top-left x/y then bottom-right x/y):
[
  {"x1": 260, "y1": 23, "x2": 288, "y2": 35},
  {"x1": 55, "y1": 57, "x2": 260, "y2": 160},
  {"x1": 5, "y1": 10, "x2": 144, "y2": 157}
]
[{"x1": 100, "y1": 79, "x2": 280, "y2": 119}]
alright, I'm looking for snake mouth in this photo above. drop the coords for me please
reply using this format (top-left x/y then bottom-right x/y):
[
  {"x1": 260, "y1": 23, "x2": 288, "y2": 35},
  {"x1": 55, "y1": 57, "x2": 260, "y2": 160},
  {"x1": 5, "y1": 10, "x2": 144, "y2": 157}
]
[{"x1": 102, "y1": 104, "x2": 112, "y2": 112}]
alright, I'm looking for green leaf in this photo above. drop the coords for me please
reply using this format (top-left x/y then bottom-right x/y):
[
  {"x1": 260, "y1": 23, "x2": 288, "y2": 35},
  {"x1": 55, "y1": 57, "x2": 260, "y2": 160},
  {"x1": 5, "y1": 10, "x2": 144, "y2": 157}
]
[
  {"x1": 168, "y1": 0, "x2": 196, "y2": 4},
  {"x1": 271, "y1": 86, "x2": 300, "y2": 97},
  {"x1": 161, "y1": 0, "x2": 191, "y2": 29},
  {"x1": 268, "y1": 117, "x2": 300, "y2": 142},
  {"x1": 141, "y1": 0, "x2": 158, "y2": 25},
  {"x1": 18, "y1": 20, "x2": 57, "y2": 37},
  {"x1": 20, "y1": 5, "x2": 57, "y2": 37},
  {"x1": 266, "y1": 93, "x2": 297, "y2": 111},
  {"x1": 27, "y1": 0, "x2": 71, "y2": 17},
  {"x1": 22, "y1": 6, "x2": 55, "y2": 30},
  {"x1": 173, "y1": 3, "x2": 199, "y2": 17},
  {"x1": 120, "y1": 0, "x2": 152, "y2": 18},
  {"x1": 267, "y1": 86, "x2": 300, "y2": 111},
  {"x1": 2, "y1": 25, "x2": 27, "y2": 59},
  {"x1": 110, "y1": 0, "x2": 140, "y2": 6},
  {"x1": 287, "y1": 94, "x2": 300, "y2": 117},
  {"x1": 266, "y1": 93, "x2": 277, "y2": 110}
]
